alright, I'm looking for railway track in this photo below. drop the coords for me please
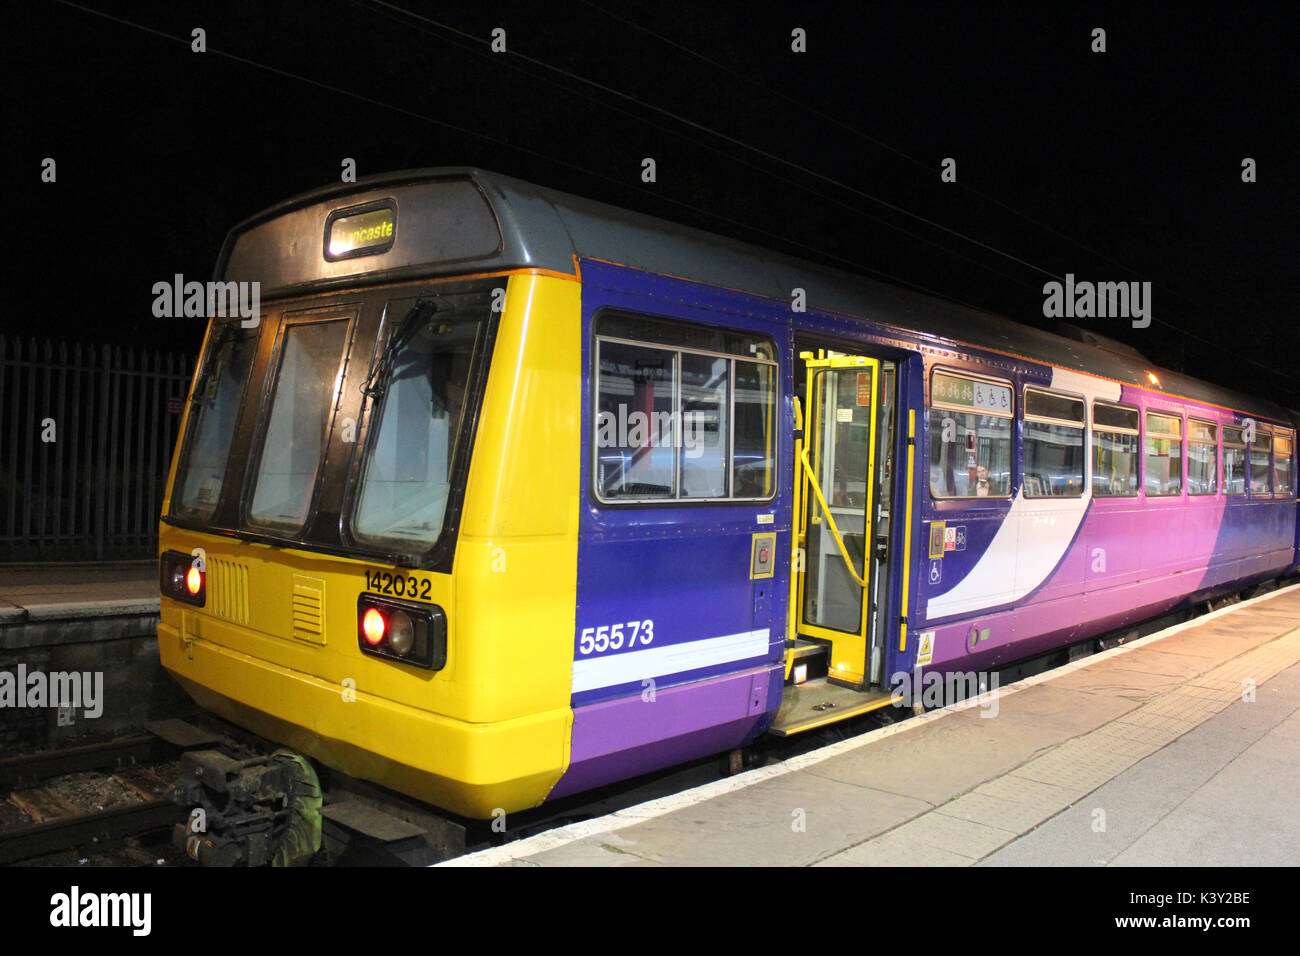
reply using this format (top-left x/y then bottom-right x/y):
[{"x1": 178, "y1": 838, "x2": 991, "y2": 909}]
[{"x1": 0, "y1": 735, "x2": 185, "y2": 865}]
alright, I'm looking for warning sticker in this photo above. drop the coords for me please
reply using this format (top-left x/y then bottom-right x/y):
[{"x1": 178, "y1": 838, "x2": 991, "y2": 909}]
[
  {"x1": 856, "y1": 372, "x2": 872, "y2": 406},
  {"x1": 916, "y1": 630, "x2": 935, "y2": 666}
]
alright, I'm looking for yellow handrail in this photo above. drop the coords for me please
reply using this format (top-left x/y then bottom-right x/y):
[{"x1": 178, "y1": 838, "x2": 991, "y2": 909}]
[{"x1": 797, "y1": 446, "x2": 867, "y2": 589}]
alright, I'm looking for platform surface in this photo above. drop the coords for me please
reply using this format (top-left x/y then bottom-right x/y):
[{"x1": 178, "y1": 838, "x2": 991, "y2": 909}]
[
  {"x1": 0, "y1": 561, "x2": 158, "y2": 624},
  {"x1": 447, "y1": 584, "x2": 1300, "y2": 867}
]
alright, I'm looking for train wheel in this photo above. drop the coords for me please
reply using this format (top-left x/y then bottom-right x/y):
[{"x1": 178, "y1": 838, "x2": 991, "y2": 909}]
[{"x1": 721, "y1": 749, "x2": 746, "y2": 776}]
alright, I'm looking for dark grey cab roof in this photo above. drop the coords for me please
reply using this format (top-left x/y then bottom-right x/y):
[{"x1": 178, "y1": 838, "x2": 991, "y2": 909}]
[{"x1": 217, "y1": 167, "x2": 1291, "y2": 423}]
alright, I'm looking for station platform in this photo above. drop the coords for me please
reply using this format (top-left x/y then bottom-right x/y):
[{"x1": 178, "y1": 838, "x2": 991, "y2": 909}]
[
  {"x1": 0, "y1": 562, "x2": 158, "y2": 630},
  {"x1": 448, "y1": 583, "x2": 1300, "y2": 867},
  {"x1": 0, "y1": 561, "x2": 179, "y2": 742}
]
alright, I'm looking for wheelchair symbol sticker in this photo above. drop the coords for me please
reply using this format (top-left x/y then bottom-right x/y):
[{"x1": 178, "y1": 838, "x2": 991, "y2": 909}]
[{"x1": 928, "y1": 559, "x2": 942, "y2": 585}]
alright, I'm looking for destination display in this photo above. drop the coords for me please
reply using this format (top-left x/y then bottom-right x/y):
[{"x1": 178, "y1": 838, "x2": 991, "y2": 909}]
[
  {"x1": 932, "y1": 371, "x2": 1012, "y2": 415},
  {"x1": 326, "y1": 205, "x2": 396, "y2": 259}
]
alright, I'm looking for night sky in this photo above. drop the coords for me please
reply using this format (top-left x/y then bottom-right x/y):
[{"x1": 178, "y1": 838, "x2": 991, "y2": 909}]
[{"x1": 11, "y1": 1, "x2": 1299, "y2": 406}]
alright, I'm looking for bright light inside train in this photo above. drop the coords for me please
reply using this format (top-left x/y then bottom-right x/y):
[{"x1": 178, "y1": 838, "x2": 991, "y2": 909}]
[
  {"x1": 185, "y1": 566, "x2": 203, "y2": 595},
  {"x1": 361, "y1": 607, "x2": 387, "y2": 645}
]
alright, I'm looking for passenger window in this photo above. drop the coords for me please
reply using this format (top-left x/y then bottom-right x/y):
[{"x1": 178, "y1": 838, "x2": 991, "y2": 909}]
[
  {"x1": 1092, "y1": 402, "x2": 1139, "y2": 497},
  {"x1": 1144, "y1": 412, "x2": 1183, "y2": 496},
  {"x1": 1223, "y1": 426, "x2": 1247, "y2": 495},
  {"x1": 593, "y1": 314, "x2": 776, "y2": 502},
  {"x1": 679, "y1": 352, "x2": 729, "y2": 498},
  {"x1": 1023, "y1": 389, "x2": 1085, "y2": 498},
  {"x1": 1187, "y1": 419, "x2": 1217, "y2": 495},
  {"x1": 595, "y1": 342, "x2": 677, "y2": 499},
  {"x1": 927, "y1": 371, "x2": 1013, "y2": 498},
  {"x1": 1249, "y1": 428, "x2": 1272, "y2": 496},
  {"x1": 1274, "y1": 432, "x2": 1295, "y2": 497}
]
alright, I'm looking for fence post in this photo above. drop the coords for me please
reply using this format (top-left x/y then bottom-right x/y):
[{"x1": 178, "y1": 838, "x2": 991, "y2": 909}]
[{"x1": 94, "y1": 344, "x2": 111, "y2": 560}]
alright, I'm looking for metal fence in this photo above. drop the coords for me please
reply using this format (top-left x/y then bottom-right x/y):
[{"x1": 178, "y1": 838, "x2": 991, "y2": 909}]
[{"x1": 0, "y1": 336, "x2": 195, "y2": 562}]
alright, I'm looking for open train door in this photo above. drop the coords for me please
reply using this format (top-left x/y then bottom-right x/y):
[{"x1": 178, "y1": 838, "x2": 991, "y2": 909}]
[{"x1": 774, "y1": 351, "x2": 897, "y2": 734}]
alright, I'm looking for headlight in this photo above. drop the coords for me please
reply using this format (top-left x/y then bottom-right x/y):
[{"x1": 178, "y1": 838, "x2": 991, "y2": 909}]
[
  {"x1": 160, "y1": 550, "x2": 205, "y2": 607},
  {"x1": 356, "y1": 595, "x2": 446, "y2": 670}
]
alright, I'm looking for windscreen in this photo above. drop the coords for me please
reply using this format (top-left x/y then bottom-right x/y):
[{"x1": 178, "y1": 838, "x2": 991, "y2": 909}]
[
  {"x1": 247, "y1": 318, "x2": 352, "y2": 531},
  {"x1": 173, "y1": 323, "x2": 258, "y2": 520},
  {"x1": 351, "y1": 311, "x2": 482, "y2": 550}
]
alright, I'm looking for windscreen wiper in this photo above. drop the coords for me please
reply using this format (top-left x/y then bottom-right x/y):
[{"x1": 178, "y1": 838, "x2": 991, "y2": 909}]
[
  {"x1": 189, "y1": 322, "x2": 246, "y2": 406},
  {"x1": 362, "y1": 298, "x2": 441, "y2": 400}
]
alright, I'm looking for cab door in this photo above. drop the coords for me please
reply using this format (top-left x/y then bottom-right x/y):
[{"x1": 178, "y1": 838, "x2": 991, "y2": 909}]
[{"x1": 792, "y1": 354, "x2": 881, "y2": 688}]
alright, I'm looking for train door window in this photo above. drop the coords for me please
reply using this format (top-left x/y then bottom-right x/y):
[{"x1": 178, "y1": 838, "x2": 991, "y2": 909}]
[
  {"x1": 1092, "y1": 402, "x2": 1139, "y2": 496},
  {"x1": 593, "y1": 312, "x2": 776, "y2": 503},
  {"x1": 352, "y1": 314, "x2": 483, "y2": 549},
  {"x1": 928, "y1": 370, "x2": 1013, "y2": 498},
  {"x1": 1023, "y1": 388, "x2": 1085, "y2": 497},
  {"x1": 247, "y1": 317, "x2": 352, "y2": 532},
  {"x1": 172, "y1": 321, "x2": 260, "y2": 520},
  {"x1": 1223, "y1": 426, "x2": 1248, "y2": 495},
  {"x1": 1144, "y1": 412, "x2": 1183, "y2": 496},
  {"x1": 1274, "y1": 432, "x2": 1295, "y2": 497},
  {"x1": 1187, "y1": 419, "x2": 1218, "y2": 495},
  {"x1": 1249, "y1": 427, "x2": 1273, "y2": 496}
]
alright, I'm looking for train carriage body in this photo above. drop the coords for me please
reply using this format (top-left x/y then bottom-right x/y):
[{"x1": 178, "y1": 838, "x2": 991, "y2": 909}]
[{"x1": 156, "y1": 169, "x2": 1298, "y2": 819}]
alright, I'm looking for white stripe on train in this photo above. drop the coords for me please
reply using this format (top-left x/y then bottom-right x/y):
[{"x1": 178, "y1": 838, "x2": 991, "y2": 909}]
[{"x1": 571, "y1": 628, "x2": 770, "y2": 693}]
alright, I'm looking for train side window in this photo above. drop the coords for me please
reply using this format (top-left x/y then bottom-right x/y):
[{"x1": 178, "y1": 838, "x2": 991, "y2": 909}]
[
  {"x1": 679, "y1": 352, "x2": 729, "y2": 498},
  {"x1": 927, "y1": 370, "x2": 1013, "y2": 499},
  {"x1": 1249, "y1": 427, "x2": 1273, "y2": 496},
  {"x1": 593, "y1": 313, "x2": 776, "y2": 503},
  {"x1": 1187, "y1": 419, "x2": 1218, "y2": 495},
  {"x1": 1092, "y1": 402, "x2": 1139, "y2": 497},
  {"x1": 1022, "y1": 388, "x2": 1085, "y2": 498},
  {"x1": 1223, "y1": 426, "x2": 1247, "y2": 495},
  {"x1": 1144, "y1": 412, "x2": 1183, "y2": 496},
  {"x1": 732, "y1": 360, "x2": 776, "y2": 498},
  {"x1": 1274, "y1": 432, "x2": 1295, "y2": 497}
]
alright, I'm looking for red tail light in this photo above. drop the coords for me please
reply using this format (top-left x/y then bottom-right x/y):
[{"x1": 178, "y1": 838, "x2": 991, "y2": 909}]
[
  {"x1": 160, "y1": 550, "x2": 205, "y2": 607},
  {"x1": 361, "y1": 607, "x2": 387, "y2": 645},
  {"x1": 356, "y1": 594, "x2": 447, "y2": 670}
]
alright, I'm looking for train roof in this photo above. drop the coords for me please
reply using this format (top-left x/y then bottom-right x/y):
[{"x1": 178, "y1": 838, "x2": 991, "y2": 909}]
[{"x1": 218, "y1": 167, "x2": 1292, "y2": 423}]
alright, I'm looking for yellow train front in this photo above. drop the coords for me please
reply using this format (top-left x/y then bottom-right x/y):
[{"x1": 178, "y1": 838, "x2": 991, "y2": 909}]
[{"x1": 158, "y1": 169, "x2": 795, "y2": 835}]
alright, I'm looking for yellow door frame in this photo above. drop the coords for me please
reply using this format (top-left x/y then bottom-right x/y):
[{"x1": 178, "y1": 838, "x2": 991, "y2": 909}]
[{"x1": 790, "y1": 352, "x2": 880, "y2": 686}]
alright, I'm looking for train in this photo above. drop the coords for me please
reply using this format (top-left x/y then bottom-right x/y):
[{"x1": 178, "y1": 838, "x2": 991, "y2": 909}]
[{"x1": 155, "y1": 168, "x2": 1299, "y2": 859}]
